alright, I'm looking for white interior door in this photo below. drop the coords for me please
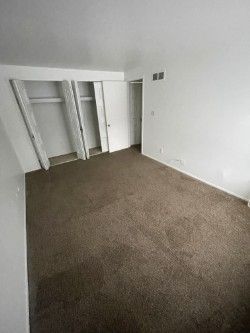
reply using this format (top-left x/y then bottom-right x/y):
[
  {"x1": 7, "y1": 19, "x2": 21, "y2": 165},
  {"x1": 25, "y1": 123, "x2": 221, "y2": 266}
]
[
  {"x1": 102, "y1": 81, "x2": 129, "y2": 153},
  {"x1": 11, "y1": 79, "x2": 50, "y2": 170},
  {"x1": 62, "y1": 80, "x2": 86, "y2": 160}
]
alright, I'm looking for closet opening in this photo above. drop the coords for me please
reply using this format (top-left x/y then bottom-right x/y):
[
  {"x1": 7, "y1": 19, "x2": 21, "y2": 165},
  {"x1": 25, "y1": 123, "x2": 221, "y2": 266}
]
[
  {"x1": 129, "y1": 79, "x2": 143, "y2": 153},
  {"x1": 72, "y1": 81, "x2": 109, "y2": 158},
  {"x1": 24, "y1": 80, "x2": 78, "y2": 167},
  {"x1": 77, "y1": 82, "x2": 101, "y2": 157},
  {"x1": 12, "y1": 79, "x2": 111, "y2": 170}
]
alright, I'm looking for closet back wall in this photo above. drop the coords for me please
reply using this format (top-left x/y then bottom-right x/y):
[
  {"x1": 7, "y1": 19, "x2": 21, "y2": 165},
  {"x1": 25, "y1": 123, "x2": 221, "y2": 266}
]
[{"x1": 25, "y1": 81, "x2": 74, "y2": 158}]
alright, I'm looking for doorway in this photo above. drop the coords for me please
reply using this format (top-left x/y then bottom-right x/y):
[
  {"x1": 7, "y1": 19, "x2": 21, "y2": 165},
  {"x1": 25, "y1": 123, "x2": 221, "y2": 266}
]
[{"x1": 129, "y1": 79, "x2": 143, "y2": 152}]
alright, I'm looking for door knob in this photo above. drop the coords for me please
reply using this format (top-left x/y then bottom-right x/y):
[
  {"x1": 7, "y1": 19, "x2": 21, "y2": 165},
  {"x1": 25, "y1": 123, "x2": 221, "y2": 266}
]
[{"x1": 107, "y1": 124, "x2": 111, "y2": 127}]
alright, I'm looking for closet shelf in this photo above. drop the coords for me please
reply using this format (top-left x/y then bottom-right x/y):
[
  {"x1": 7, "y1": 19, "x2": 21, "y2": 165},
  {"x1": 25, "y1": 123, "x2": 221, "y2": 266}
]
[
  {"x1": 30, "y1": 97, "x2": 63, "y2": 104},
  {"x1": 80, "y1": 96, "x2": 95, "y2": 102},
  {"x1": 30, "y1": 96, "x2": 95, "y2": 104}
]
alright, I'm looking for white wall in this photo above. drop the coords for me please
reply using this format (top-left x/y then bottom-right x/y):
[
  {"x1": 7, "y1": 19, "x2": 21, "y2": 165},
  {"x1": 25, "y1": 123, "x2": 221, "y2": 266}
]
[
  {"x1": 32, "y1": 102, "x2": 75, "y2": 158},
  {"x1": 0, "y1": 65, "x2": 124, "y2": 172},
  {"x1": 0, "y1": 119, "x2": 29, "y2": 333},
  {"x1": 126, "y1": 47, "x2": 250, "y2": 201}
]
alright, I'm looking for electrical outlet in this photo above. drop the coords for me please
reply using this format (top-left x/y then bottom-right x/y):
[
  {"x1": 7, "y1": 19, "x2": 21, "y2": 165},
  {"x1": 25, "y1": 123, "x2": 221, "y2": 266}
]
[
  {"x1": 169, "y1": 158, "x2": 185, "y2": 166},
  {"x1": 160, "y1": 147, "x2": 164, "y2": 154}
]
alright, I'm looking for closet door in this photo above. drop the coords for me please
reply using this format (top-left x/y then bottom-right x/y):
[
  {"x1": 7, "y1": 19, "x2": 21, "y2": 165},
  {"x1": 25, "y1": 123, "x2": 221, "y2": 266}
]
[
  {"x1": 71, "y1": 81, "x2": 89, "y2": 158},
  {"x1": 93, "y1": 82, "x2": 109, "y2": 152},
  {"x1": 11, "y1": 79, "x2": 50, "y2": 170},
  {"x1": 62, "y1": 80, "x2": 86, "y2": 160},
  {"x1": 102, "y1": 82, "x2": 129, "y2": 153}
]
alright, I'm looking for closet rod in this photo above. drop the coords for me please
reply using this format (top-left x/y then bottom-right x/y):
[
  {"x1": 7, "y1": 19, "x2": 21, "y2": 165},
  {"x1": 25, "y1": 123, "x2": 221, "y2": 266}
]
[
  {"x1": 80, "y1": 96, "x2": 94, "y2": 102},
  {"x1": 129, "y1": 81, "x2": 143, "y2": 84},
  {"x1": 30, "y1": 97, "x2": 63, "y2": 104},
  {"x1": 30, "y1": 96, "x2": 95, "y2": 104}
]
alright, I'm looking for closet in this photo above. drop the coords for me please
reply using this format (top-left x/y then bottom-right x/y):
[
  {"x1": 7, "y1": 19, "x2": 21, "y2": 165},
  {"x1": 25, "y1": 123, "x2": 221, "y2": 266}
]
[
  {"x1": 11, "y1": 79, "x2": 130, "y2": 170},
  {"x1": 25, "y1": 80, "x2": 77, "y2": 165},
  {"x1": 71, "y1": 81, "x2": 109, "y2": 158},
  {"x1": 12, "y1": 80, "x2": 85, "y2": 169}
]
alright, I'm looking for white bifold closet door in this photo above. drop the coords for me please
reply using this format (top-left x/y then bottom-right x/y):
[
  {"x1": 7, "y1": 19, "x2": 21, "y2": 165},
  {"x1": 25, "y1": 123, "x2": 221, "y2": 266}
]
[
  {"x1": 71, "y1": 80, "x2": 90, "y2": 158},
  {"x1": 61, "y1": 80, "x2": 86, "y2": 160},
  {"x1": 11, "y1": 79, "x2": 50, "y2": 170},
  {"x1": 93, "y1": 82, "x2": 109, "y2": 153},
  {"x1": 102, "y1": 82, "x2": 129, "y2": 153}
]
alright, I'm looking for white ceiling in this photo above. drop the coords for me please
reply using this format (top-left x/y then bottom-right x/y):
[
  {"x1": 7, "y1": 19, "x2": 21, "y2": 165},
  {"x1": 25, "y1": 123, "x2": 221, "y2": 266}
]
[{"x1": 0, "y1": 0, "x2": 249, "y2": 71}]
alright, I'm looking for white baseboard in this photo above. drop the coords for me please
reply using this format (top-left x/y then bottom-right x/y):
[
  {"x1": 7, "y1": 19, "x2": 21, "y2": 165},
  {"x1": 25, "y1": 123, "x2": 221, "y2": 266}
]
[{"x1": 143, "y1": 153, "x2": 249, "y2": 203}]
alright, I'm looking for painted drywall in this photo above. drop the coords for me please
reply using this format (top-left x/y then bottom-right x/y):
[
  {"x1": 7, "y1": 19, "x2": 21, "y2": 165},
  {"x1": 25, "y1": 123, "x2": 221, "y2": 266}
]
[
  {"x1": 0, "y1": 119, "x2": 29, "y2": 333},
  {"x1": 125, "y1": 45, "x2": 250, "y2": 200},
  {"x1": 32, "y1": 102, "x2": 75, "y2": 158},
  {"x1": 0, "y1": 65, "x2": 124, "y2": 172},
  {"x1": 123, "y1": 1, "x2": 250, "y2": 201}
]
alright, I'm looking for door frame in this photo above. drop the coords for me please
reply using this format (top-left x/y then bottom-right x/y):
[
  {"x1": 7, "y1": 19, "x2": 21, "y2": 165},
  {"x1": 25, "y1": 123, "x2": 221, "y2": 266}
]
[{"x1": 128, "y1": 77, "x2": 144, "y2": 153}]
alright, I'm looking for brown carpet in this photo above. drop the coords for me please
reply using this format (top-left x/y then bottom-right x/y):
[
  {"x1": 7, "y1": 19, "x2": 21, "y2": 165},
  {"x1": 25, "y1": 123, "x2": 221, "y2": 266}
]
[{"x1": 26, "y1": 146, "x2": 250, "y2": 333}]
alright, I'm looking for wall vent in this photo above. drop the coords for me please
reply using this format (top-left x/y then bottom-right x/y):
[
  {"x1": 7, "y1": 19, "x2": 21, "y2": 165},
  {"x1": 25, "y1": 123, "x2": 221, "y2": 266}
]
[
  {"x1": 152, "y1": 73, "x2": 158, "y2": 81},
  {"x1": 158, "y1": 72, "x2": 165, "y2": 80},
  {"x1": 152, "y1": 70, "x2": 166, "y2": 81}
]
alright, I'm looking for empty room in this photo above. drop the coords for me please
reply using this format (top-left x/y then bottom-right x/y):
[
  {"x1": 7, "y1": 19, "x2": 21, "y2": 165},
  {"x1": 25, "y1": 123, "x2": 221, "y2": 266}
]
[{"x1": 0, "y1": 1, "x2": 250, "y2": 332}]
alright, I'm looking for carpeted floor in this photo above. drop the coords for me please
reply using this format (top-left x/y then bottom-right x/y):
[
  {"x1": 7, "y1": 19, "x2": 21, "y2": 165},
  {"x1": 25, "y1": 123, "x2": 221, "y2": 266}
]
[{"x1": 26, "y1": 146, "x2": 250, "y2": 333}]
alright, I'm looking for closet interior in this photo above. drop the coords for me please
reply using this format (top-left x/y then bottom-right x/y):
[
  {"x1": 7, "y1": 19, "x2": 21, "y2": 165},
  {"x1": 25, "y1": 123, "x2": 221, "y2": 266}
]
[
  {"x1": 73, "y1": 81, "x2": 108, "y2": 158},
  {"x1": 11, "y1": 79, "x2": 110, "y2": 170},
  {"x1": 24, "y1": 80, "x2": 77, "y2": 166}
]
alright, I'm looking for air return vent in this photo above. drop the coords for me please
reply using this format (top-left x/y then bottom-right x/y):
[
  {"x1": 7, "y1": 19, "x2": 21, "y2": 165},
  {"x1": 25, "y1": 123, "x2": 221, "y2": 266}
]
[
  {"x1": 158, "y1": 72, "x2": 165, "y2": 80},
  {"x1": 152, "y1": 70, "x2": 166, "y2": 81},
  {"x1": 152, "y1": 73, "x2": 158, "y2": 81}
]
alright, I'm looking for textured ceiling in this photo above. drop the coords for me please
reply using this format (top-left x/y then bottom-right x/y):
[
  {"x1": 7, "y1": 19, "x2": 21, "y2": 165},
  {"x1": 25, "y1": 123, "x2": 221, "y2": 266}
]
[{"x1": 0, "y1": 0, "x2": 249, "y2": 70}]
